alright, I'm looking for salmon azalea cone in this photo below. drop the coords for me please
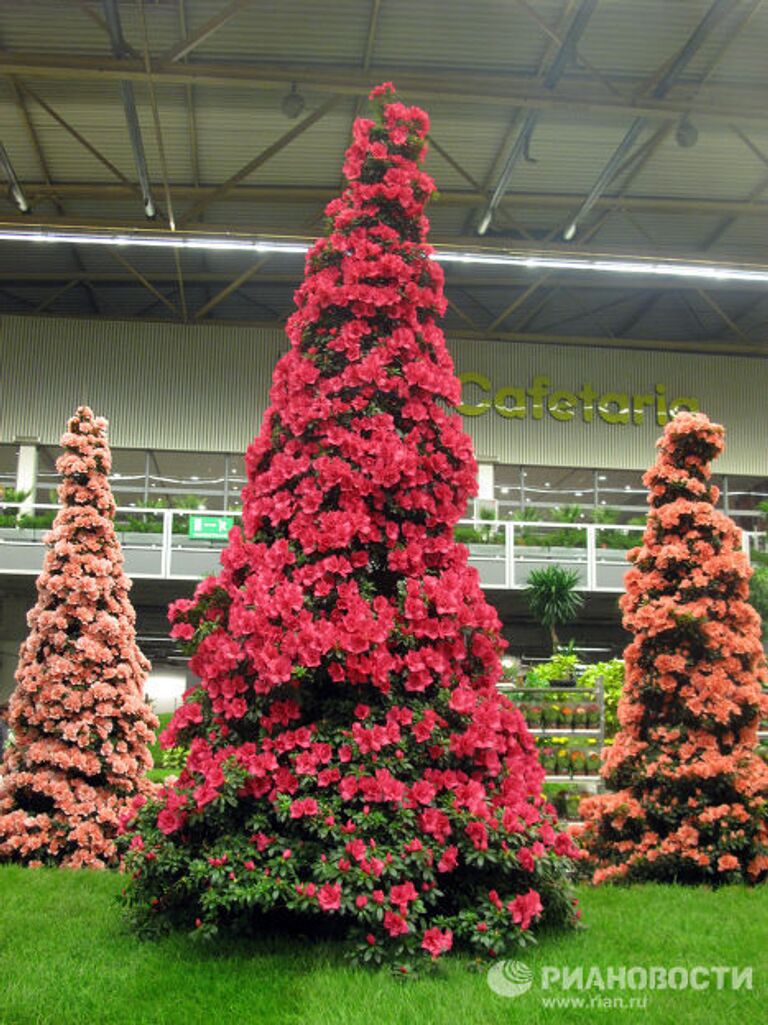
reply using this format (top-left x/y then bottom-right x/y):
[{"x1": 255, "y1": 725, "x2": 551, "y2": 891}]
[
  {"x1": 577, "y1": 412, "x2": 768, "y2": 884},
  {"x1": 0, "y1": 407, "x2": 157, "y2": 868},
  {"x1": 120, "y1": 84, "x2": 580, "y2": 968}
]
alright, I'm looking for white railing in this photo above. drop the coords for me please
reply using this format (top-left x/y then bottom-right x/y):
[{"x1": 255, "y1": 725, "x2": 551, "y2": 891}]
[{"x1": 0, "y1": 503, "x2": 761, "y2": 592}]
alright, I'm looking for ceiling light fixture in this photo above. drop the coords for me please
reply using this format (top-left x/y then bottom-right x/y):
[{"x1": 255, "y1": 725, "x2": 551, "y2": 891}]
[
  {"x1": 675, "y1": 116, "x2": 699, "y2": 148},
  {"x1": 2, "y1": 228, "x2": 768, "y2": 285},
  {"x1": 281, "y1": 83, "x2": 305, "y2": 119}
]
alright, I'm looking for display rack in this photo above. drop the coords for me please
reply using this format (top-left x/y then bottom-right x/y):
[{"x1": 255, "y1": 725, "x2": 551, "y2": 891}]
[{"x1": 499, "y1": 678, "x2": 606, "y2": 787}]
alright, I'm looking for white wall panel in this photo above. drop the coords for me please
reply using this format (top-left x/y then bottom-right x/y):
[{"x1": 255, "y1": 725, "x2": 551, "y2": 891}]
[{"x1": 2, "y1": 315, "x2": 766, "y2": 476}]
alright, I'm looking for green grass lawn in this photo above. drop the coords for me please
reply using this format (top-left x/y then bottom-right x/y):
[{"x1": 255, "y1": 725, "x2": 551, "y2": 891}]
[{"x1": 0, "y1": 866, "x2": 766, "y2": 1025}]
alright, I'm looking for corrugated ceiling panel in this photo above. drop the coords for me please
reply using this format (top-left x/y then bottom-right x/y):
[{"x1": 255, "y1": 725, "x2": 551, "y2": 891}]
[
  {"x1": 13, "y1": 79, "x2": 193, "y2": 184},
  {"x1": 626, "y1": 127, "x2": 768, "y2": 201},
  {"x1": 192, "y1": 87, "x2": 352, "y2": 185},
  {"x1": 373, "y1": 0, "x2": 557, "y2": 72},
  {"x1": 181, "y1": 0, "x2": 369, "y2": 62},
  {"x1": 578, "y1": 0, "x2": 721, "y2": 78},
  {"x1": 478, "y1": 115, "x2": 644, "y2": 195}
]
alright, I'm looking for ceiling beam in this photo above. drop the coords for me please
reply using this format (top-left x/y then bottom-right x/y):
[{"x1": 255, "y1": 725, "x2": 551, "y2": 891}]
[
  {"x1": 178, "y1": 94, "x2": 343, "y2": 225},
  {"x1": 513, "y1": 0, "x2": 619, "y2": 99},
  {"x1": 175, "y1": 0, "x2": 200, "y2": 187},
  {"x1": 612, "y1": 290, "x2": 660, "y2": 337},
  {"x1": 138, "y1": 0, "x2": 186, "y2": 316},
  {"x1": 192, "y1": 256, "x2": 270, "y2": 319},
  {"x1": 487, "y1": 276, "x2": 552, "y2": 332},
  {"x1": 559, "y1": 0, "x2": 738, "y2": 241},
  {"x1": 2, "y1": 53, "x2": 767, "y2": 123},
  {"x1": 31, "y1": 277, "x2": 81, "y2": 313},
  {"x1": 15, "y1": 181, "x2": 768, "y2": 219},
  {"x1": 7, "y1": 76, "x2": 100, "y2": 313},
  {"x1": 109, "y1": 250, "x2": 180, "y2": 317},
  {"x1": 701, "y1": 126, "x2": 768, "y2": 249},
  {"x1": 18, "y1": 82, "x2": 141, "y2": 194},
  {"x1": 73, "y1": 0, "x2": 141, "y2": 59},
  {"x1": 561, "y1": 122, "x2": 673, "y2": 243},
  {"x1": 477, "y1": 0, "x2": 598, "y2": 234},
  {"x1": 161, "y1": 0, "x2": 257, "y2": 63},
  {"x1": 695, "y1": 287, "x2": 752, "y2": 343}
]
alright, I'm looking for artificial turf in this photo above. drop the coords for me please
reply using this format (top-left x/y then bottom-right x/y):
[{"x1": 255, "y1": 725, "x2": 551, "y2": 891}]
[{"x1": 0, "y1": 865, "x2": 766, "y2": 1025}]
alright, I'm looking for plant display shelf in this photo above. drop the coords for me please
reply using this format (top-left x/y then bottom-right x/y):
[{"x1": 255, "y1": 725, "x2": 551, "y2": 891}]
[
  {"x1": 499, "y1": 680, "x2": 607, "y2": 746},
  {"x1": 544, "y1": 775, "x2": 601, "y2": 784},
  {"x1": 529, "y1": 728, "x2": 601, "y2": 737}
]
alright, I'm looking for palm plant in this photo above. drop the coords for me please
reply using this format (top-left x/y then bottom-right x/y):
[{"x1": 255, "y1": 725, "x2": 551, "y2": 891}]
[{"x1": 524, "y1": 565, "x2": 584, "y2": 652}]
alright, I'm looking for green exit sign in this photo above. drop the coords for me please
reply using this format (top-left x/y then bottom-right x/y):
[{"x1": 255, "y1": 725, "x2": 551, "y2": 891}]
[{"x1": 188, "y1": 515, "x2": 234, "y2": 540}]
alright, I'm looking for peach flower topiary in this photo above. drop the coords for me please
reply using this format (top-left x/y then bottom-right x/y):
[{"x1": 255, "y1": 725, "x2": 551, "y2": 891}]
[
  {"x1": 0, "y1": 407, "x2": 157, "y2": 868},
  {"x1": 577, "y1": 412, "x2": 768, "y2": 884}
]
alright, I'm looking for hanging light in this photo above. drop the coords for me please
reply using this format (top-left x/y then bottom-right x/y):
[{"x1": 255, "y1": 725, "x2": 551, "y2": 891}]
[
  {"x1": 281, "y1": 83, "x2": 305, "y2": 119},
  {"x1": 675, "y1": 116, "x2": 699, "y2": 148}
]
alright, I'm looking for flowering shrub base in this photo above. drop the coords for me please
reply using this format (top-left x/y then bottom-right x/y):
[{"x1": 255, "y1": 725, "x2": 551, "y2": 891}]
[
  {"x1": 120, "y1": 84, "x2": 581, "y2": 969},
  {"x1": 0, "y1": 408, "x2": 157, "y2": 868},
  {"x1": 577, "y1": 414, "x2": 768, "y2": 884}
]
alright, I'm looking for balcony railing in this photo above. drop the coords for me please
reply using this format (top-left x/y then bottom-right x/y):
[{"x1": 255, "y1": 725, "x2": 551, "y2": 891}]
[{"x1": 0, "y1": 504, "x2": 760, "y2": 592}]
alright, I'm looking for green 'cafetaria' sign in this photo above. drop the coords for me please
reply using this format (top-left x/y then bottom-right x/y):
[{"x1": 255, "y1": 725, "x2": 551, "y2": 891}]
[
  {"x1": 457, "y1": 373, "x2": 699, "y2": 427},
  {"x1": 188, "y1": 515, "x2": 234, "y2": 540}
]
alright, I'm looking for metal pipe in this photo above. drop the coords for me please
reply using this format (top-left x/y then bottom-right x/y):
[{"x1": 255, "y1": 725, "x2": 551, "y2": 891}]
[
  {"x1": 562, "y1": 0, "x2": 736, "y2": 241},
  {"x1": 0, "y1": 142, "x2": 30, "y2": 212},
  {"x1": 477, "y1": 0, "x2": 598, "y2": 235},
  {"x1": 102, "y1": 0, "x2": 156, "y2": 219}
]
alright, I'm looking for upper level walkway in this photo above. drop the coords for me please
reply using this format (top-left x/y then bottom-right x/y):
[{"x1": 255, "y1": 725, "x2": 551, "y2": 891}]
[{"x1": 0, "y1": 506, "x2": 760, "y2": 593}]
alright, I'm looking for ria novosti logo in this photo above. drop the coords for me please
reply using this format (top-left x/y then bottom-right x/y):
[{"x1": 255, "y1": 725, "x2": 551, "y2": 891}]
[
  {"x1": 486, "y1": 960, "x2": 534, "y2": 997},
  {"x1": 487, "y1": 960, "x2": 753, "y2": 999}
]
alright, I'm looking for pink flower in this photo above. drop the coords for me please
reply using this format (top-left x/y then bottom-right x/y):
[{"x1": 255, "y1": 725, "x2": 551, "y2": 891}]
[
  {"x1": 465, "y1": 821, "x2": 488, "y2": 850},
  {"x1": 389, "y1": 881, "x2": 418, "y2": 911},
  {"x1": 449, "y1": 688, "x2": 475, "y2": 714},
  {"x1": 508, "y1": 889, "x2": 543, "y2": 931},
  {"x1": 318, "y1": 882, "x2": 342, "y2": 912},
  {"x1": 410, "y1": 780, "x2": 436, "y2": 805},
  {"x1": 157, "y1": 809, "x2": 184, "y2": 836},
  {"x1": 289, "y1": 797, "x2": 319, "y2": 818},
  {"x1": 517, "y1": 847, "x2": 535, "y2": 872},
  {"x1": 437, "y1": 845, "x2": 459, "y2": 873},
  {"x1": 383, "y1": 911, "x2": 409, "y2": 937},
  {"x1": 421, "y1": 927, "x2": 453, "y2": 959}
]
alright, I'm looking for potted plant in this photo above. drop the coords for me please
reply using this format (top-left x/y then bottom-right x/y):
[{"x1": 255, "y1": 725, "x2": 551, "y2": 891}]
[
  {"x1": 540, "y1": 747, "x2": 556, "y2": 773},
  {"x1": 565, "y1": 789, "x2": 583, "y2": 820},
  {"x1": 585, "y1": 702, "x2": 600, "y2": 729},
  {"x1": 523, "y1": 566, "x2": 585, "y2": 654},
  {"x1": 540, "y1": 703, "x2": 554, "y2": 731},
  {"x1": 527, "y1": 704, "x2": 542, "y2": 730}
]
